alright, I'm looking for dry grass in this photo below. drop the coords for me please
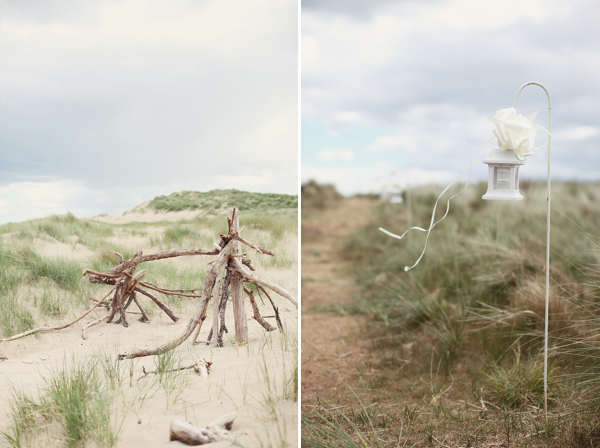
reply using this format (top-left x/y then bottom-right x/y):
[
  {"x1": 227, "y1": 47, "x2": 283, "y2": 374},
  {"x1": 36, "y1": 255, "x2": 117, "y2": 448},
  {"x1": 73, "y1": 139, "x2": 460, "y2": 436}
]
[{"x1": 302, "y1": 180, "x2": 600, "y2": 447}]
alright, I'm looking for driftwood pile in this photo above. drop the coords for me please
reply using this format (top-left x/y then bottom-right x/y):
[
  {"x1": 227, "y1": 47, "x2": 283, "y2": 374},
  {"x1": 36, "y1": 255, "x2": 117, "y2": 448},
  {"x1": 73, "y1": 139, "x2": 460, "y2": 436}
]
[{"x1": 0, "y1": 208, "x2": 297, "y2": 361}]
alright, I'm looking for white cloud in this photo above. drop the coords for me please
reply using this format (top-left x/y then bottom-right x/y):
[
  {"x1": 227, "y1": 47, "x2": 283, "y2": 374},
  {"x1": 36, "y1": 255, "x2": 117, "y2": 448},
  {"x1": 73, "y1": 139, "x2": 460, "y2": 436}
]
[
  {"x1": 0, "y1": 181, "x2": 90, "y2": 223},
  {"x1": 317, "y1": 148, "x2": 355, "y2": 161},
  {"x1": 553, "y1": 125, "x2": 599, "y2": 141},
  {"x1": 368, "y1": 135, "x2": 418, "y2": 153}
]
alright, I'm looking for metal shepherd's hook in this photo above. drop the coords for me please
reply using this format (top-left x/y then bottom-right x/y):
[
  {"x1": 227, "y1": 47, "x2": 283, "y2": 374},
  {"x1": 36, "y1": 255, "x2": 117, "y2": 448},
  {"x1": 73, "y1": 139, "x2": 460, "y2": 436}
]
[{"x1": 515, "y1": 81, "x2": 552, "y2": 420}]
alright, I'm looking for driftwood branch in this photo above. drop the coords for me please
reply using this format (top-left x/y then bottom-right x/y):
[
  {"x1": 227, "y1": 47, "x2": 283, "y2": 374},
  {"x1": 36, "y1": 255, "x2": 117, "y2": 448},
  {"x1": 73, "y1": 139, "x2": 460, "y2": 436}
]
[
  {"x1": 243, "y1": 285, "x2": 276, "y2": 331},
  {"x1": 234, "y1": 234, "x2": 274, "y2": 256},
  {"x1": 231, "y1": 257, "x2": 297, "y2": 308},
  {"x1": 138, "y1": 358, "x2": 212, "y2": 380},
  {"x1": 169, "y1": 413, "x2": 246, "y2": 447},
  {"x1": 256, "y1": 284, "x2": 283, "y2": 332},
  {"x1": 134, "y1": 287, "x2": 179, "y2": 322},
  {"x1": 0, "y1": 286, "x2": 116, "y2": 344},
  {"x1": 217, "y1": 270, "x2": 232, "y2": 347},
  {"x1": 136, "y1": 281, "x2": 203, "y2": 298},
  {"x1": 82, "y1": 315, "x2": 107, "y2": 340},
  {"x1": 229, "y1": 208, "x2": 248, "y2": 344},
  {"x1": 83, "y1": 248, "x2": 219, "y2": 280}
]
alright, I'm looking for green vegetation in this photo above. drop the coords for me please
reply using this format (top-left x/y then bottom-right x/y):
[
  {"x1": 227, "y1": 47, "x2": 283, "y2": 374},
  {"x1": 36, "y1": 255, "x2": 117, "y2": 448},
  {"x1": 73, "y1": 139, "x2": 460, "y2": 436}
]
[
  {"x1": 303, "y1": 180, "x2": 600, "y2": 446},
  {"x1": 1, "y1": 358, "x2": 118, "y2": 447},
  {"x1": 148, "y1": 189, "x2": 297, "y2": 213},
  {"x1": 0, "y1": 295, "x2": 35, "y2": 337},
  {"x1": 13, "y1": 245, "x2": 84, "y2": 293},
  {"x1": 0, "y1": 213, "x2": 114, "y2": 249}
]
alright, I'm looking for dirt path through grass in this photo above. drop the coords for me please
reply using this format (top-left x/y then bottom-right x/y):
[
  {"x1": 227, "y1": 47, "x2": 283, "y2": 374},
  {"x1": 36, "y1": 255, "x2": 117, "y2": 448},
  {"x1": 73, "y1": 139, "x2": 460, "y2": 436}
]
[{"x1": 301, "y1": 197, "x2": 376, "y2": 409}]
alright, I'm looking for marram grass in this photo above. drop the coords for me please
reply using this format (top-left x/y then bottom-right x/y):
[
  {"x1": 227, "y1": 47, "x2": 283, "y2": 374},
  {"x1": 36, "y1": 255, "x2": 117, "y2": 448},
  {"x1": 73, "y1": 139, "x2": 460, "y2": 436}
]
[{"x1": 302, "y1": 180, "x2": 600, "y2": 447}]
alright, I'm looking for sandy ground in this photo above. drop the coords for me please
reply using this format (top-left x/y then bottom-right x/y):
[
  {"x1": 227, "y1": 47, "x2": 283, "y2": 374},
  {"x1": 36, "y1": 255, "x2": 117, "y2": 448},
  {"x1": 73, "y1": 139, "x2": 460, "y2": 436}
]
[
  {"x1": 301, "y1": 198, "x2": 375, "y2": 408},
  {"x1": 0, "y1": 307, "x2": 297, "y2": 447},
  {"x1": 0, "y1": 209, "x2": 298, "y2": 447}
]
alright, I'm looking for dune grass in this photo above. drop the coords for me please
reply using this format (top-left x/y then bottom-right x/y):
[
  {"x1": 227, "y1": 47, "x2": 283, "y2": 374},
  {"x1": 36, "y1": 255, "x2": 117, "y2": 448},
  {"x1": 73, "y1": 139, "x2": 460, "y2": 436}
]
[
  {"x1": 1, "y1": 357, "x2": 119, "y2": 448},
  {"x1": 148, "y1": 189, "x2": 297, "y2": 213},
  {"x1": 302, "y1": 180, "x2": 600, "y2": 446},
  {"x1": 12, "y1": 245, "x2": 84, "y2": 293}
]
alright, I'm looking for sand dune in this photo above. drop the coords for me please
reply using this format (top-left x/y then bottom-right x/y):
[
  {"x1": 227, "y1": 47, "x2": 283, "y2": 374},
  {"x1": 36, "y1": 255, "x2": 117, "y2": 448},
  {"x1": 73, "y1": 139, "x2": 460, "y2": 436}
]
[{"x1": 0, "y1": 207, "x2": 298, "y2": 447}]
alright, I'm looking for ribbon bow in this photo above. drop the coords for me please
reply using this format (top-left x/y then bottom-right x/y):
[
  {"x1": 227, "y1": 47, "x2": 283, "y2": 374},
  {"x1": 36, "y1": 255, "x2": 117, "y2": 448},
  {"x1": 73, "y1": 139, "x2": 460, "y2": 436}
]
[{"x1": 492, "y1": 107, "x2": 541, "y2": 159}]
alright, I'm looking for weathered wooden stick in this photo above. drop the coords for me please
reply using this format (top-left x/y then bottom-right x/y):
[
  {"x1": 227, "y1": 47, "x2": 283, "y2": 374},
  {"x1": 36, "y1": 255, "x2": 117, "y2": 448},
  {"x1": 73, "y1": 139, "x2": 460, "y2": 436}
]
[
  {"x1": 134, "y1": 287, "x2": 179, "y2": 322},
  {"x1": 118, "y1": 241, "x2": 236, "y2": 359},
  {"x1": 131, "y1": 248, "x2": 219, "y2": 263},
  {"x1": 0, "y1": 285, "x2": 116, "y2": 344},
  {"x1": 82, "y1": 315, "x2": 107, "y2": 340},
  {"x1": 137, "y1": 282, "x2": 203, "y2": 298},
  {"x1": 217, "y1": 270, "x2": 231, "y2": 346},
  {"x1": 169, "y1": 413, "x2": 246, "y2": 447},
  {"x1": 131, "y1": 292, "x2": 149, "y2": 322},
  {"x1": 257, "y1": 285, "x2": 283, "y2": 331},
  {"x1": 211, "y1": 273, "x2": 220, "y2": 345},
  {"x1": 234, "y1": 234, "x2": 274, "y2": 256},
  {"x1": 83, "y1": 248, "x2": 219, "y2": 281},
  {"x1": 138, "y1": 358, "x2": 212, "y2": 380},
  {"x1": 229, "y1": 208, "x2": 248, "y2": 344},
  {"x1": 209, "y1": 258, "x2": 229, "y2": 345},
  {"x1": 243, "y1": 285, "x2": 276, "y2": 331},
  {"x1": 116, "y1": 289, "x2": 129, "y2": 327},
  {"x1": 192, "y1": 305, "x2": 209, "y2": 345},
  {"x1": 106, "y1": 283, "x2": 122, "y2": 323},
  {"x1": 231, "y1": 257, "x2": 297, "y2": 308}
]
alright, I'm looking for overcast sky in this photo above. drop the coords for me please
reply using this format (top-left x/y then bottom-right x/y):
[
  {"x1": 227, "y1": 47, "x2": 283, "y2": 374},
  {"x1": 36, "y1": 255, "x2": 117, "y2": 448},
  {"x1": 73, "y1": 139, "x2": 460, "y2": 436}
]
[
  {"x1": 0, "y1": 0, "x2": 298, "y2": 224},
  {"x1": 302, "y1": 0, "x2": 600, "y2": 196}
]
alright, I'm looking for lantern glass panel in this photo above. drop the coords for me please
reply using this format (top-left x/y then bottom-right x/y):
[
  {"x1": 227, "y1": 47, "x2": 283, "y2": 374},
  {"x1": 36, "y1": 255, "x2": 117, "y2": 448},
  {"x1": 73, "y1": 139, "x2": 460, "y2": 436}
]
[{"x1": 496, "y1": 167, "x2": 511, "y2": 190}]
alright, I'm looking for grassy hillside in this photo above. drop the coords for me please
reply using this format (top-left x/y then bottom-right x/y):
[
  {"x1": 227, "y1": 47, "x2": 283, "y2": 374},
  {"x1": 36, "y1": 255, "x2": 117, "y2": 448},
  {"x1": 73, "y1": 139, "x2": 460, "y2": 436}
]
[
  {"x1": 302, "y1": 180, "x2": 600, "y2": 447},
  {"x1": 147, "y1": 189, "x2": 297, "y2": 213}
]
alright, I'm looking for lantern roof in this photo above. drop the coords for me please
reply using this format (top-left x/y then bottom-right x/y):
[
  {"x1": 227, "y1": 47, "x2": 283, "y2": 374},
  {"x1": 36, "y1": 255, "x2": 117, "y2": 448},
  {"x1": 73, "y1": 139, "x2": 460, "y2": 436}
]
[{"x1": 483, "y1": 149, "x2": 525, "y2": 166}]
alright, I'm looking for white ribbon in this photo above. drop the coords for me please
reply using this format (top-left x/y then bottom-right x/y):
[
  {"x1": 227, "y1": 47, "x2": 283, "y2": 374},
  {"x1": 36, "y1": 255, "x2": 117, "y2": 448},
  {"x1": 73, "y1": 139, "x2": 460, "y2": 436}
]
[{"x1": 379, "y1": 136, "x2": 494, "y2": 272}]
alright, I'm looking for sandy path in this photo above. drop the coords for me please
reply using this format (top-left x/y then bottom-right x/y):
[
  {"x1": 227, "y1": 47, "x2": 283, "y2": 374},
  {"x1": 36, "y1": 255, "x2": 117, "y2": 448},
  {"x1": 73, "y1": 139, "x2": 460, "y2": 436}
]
[{"x1": 301, "y1": 197, "x2": 376, "y2": 409}]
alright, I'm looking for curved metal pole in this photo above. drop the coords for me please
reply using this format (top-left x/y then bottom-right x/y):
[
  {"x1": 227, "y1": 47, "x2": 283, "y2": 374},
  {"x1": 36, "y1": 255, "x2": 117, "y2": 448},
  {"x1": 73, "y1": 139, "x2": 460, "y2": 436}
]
[{"x1": 514, "y1": 81, "x2": 552, "y2": 420}]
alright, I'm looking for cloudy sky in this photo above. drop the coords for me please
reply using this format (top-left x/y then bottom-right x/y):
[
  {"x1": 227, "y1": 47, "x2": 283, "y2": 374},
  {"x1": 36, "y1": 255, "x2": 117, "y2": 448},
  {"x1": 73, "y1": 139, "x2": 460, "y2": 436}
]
[
  {"x1": 0, "y1": 0, "x2": 298, "y2": 224},
  {"x1": 302, "y1": 0, "x2": 600, "y2": 196}
]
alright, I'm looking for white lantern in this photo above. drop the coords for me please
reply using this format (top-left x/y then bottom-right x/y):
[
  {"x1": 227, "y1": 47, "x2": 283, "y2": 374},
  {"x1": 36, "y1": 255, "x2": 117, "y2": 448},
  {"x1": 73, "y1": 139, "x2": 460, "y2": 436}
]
[{"x1": 482, "y1": 149, "x2": 525, "y2": 201}]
